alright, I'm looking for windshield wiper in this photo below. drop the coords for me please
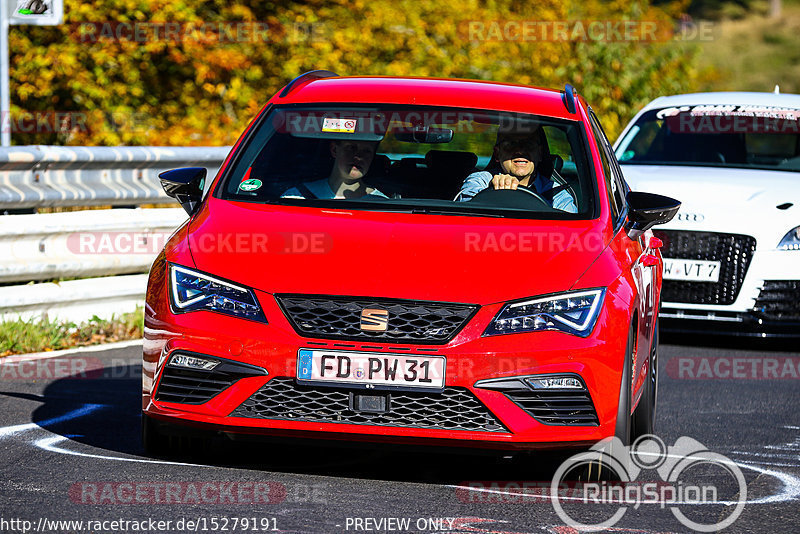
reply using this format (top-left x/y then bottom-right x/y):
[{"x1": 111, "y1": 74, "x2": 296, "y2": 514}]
[{"x1": 410, "y1": 208, "x2": 505, "y2": 218}]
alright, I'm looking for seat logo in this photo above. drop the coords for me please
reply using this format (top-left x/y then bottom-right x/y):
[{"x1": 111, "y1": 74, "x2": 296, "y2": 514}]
[
  {"x1": 360, "y1": 308, "x2": 389, "y2": 331},
  {"x1": 676, "y1": 212, "x2": 704, "y2": 222}
]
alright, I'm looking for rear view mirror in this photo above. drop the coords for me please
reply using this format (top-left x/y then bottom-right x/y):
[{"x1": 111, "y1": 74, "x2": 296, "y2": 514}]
[
  {"x1": 393, "y1": 127, "x2": 454, "y2": 144},
  {"x1": 625, "y1": 191, "x2": 681, "y2": 240},
  {"x1": 159, "y1": 167, "x2": 207, "y2": 216}
]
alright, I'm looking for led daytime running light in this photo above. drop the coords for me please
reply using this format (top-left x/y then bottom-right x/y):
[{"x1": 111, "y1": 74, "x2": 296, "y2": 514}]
[
  {"x1": 485, "y1": 288, "x2": 605, "y2": 337},
  {"x1": 169, "y1": 264, "x2": 266, "y2": 322},
  {"x1": 777, "y1": 226, "x2": 800, "y2": 251}
]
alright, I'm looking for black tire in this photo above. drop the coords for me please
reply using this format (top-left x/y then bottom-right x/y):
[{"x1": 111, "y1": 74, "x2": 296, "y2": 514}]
[
  {"x1": 572, "y1": 324, "x2": 635, "y2": 482},
  {"x1": 142, "y1": 413, "x2": 220, "y2": 459},
  {"x1": 632, "y1": 320, "x2": 658, "y2": 438},
  {"x1": 141, "y1": 413, "x2": 170, "y2": 456},
  {"x1": 614, "y1": 324, "x2": 634, "y2": 447}
]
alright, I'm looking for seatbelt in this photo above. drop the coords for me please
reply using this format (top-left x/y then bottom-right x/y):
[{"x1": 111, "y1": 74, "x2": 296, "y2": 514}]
[
  {"x1": 295, "y1": 183, "x2": 318, "y2": 199},
  {"x1": 541, "y1": 183, "x2": 572, "y2": 201}
]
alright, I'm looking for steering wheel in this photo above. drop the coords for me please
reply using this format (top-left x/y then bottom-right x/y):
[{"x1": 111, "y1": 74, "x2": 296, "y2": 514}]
[{"x1": 469, "y1": 186, "x2": 553, "y2": 210}]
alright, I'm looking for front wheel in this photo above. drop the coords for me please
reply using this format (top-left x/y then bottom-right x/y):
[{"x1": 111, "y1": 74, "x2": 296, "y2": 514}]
[
  {"x1": 614, "y1": 324, "x2": 635, "y2": 446},
  {"x1": 142, "y1": 413, "x2": 220, "y2": 459},
  {"x1": 632, "y1": 320, "x2": 658, "y2": 438},
  {"x1": 141, "y1": 413, "x2": 170, "y2": 456}
]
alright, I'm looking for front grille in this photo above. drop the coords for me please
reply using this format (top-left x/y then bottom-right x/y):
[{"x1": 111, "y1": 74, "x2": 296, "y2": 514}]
[
  {"x1": 230, "y1": 377, "x2": 508, "y2": 432},
  {"x1": 276, "y1": 295, "x2": 477, "y2": 344},
  {"x1": 503, "y1": 388, "x2": 599, "y2": 426},
  {"x1": 654, "y1": 230, "x2": 756, "y2": 305},
  {"x1": 754, "y1": 280, "x2": 800, "y2": 320}
]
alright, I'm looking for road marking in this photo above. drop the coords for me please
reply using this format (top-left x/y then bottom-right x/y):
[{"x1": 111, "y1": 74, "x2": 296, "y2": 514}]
[
  {"x1": 34, "y1": 435, "x2": 205, "y2": 467},
  {"x1": 448, "y1": 451, "x2": 800, "y2": 506},
  {"x1": 0, "y1": 403, "x2": 106, "y2": 438},
  {"x1": 0, "y1": 402, "x2": 210, "y2": 467},
  {"x1": 4, "y1": 400, "x2": 799, "y2": 504}
]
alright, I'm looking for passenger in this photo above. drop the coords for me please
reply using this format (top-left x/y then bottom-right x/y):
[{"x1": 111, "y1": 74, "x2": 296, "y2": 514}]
[
  {"x1": 282, "y1": 140, "x2": 387, "y2": 199},
  {"x1": 456, "y1": 128, "x2": 577, "y2": 213}
]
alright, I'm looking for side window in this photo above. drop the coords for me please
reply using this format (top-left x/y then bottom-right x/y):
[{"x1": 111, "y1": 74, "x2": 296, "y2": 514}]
[{"x1": 588, "y1": 112, "x2": 622, "y2": 222}]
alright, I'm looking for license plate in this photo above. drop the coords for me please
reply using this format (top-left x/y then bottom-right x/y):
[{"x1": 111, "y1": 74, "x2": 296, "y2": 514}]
[
  {"x1": 662, "y1": 259, "x2": 721, "y2": 282},
  {"x1": 296, "y1": 349, "x2": 445, "y2": 389}
]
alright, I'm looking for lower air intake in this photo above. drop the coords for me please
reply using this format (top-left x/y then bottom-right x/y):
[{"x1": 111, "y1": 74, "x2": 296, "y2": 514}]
[
  {"x1": 754, "y1": 280, "x2": 800, "y2": 320},
  {"x1": 230, "y1": 377, "x2": 507, "y2": 432}
]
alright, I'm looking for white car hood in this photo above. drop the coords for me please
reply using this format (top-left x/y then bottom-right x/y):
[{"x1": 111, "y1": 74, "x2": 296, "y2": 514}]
[{"x1": 621, "y1": 164, "x2": 799, "y2": 248}]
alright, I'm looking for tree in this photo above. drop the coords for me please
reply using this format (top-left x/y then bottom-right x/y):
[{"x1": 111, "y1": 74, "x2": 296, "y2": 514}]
[{"x1": 8, "y1": 0, "x2": 702, "y2": 145}]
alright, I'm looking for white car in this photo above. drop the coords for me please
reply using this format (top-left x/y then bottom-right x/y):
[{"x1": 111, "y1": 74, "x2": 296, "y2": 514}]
[{"x1": 614, "y1": 91, "x2": 800, "y2": 337}]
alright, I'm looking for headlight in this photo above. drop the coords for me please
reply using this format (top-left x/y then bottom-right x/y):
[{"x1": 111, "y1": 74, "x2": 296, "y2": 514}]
[
  {"x1": 778, "y1": 226, "x2": 800, "y2": 250},
  {"x1": 484, "y1": 288, "x2": 605, "y2": 338},
  {"x1": 169, "y1": 263, "x2": 267, "y2": 322}
]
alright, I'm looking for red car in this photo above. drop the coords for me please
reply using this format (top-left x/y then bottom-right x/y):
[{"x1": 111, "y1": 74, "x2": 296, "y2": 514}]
[{"x1": 142, "y1": 72, "x2": 679, "y2": 455}]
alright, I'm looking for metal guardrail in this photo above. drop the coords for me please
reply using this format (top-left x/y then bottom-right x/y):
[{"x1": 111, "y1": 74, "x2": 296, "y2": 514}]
[
  {"x1": 0, "y1": 145, "x2": 229, "y2": 324},
  {"x1": 0, "y1": 145, "x2": 230, "y2": 209},
  {"x1": 0, "y1": 274, "x2": 148, "y2": 323},
  {"x1": 0, "y1": 208, "x2": 187, "y2": 283}
]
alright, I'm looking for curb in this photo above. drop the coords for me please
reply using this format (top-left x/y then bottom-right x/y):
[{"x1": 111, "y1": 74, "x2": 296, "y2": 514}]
[{"x1": 1, "y1": 339, "x2": 143, "y2": 363}]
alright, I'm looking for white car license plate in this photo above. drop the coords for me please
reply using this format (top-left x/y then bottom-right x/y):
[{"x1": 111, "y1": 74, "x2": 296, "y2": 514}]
[
  {"x1": 662, "y1": 258, "x2": 721, "y2": 282},
  {"x1": 296, "y1": 349, "x2": 445, "y2": 389}
]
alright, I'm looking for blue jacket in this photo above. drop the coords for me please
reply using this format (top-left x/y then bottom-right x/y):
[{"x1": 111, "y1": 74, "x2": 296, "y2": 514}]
[
  {"x1": 456, "y1": 170, "x2": 577, "y2": 213},
  {"x1": 282, "y1": 178, "x2": 387, "y2": 199}
]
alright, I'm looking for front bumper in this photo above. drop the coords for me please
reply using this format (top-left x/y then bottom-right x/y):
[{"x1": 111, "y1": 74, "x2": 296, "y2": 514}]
[
  {"x1": 654, "y1": 227, "x2": 800, "y2": 338},
  {"x1": 660, "y1": 307, "x2": 800, "y2": 338},
  {"x1": 143, "y1": 278, "x2": 628, "y2": 450}
]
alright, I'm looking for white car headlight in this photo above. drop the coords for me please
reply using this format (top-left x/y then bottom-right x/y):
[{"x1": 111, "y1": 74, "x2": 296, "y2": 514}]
[
  {"x1": 169, "y1": 263, "x2": 266, "y2": 322},
  {"x1": 484, "y1": 288, "x2": 605, "y2": 338},
  {"x1": 778, "y1": 226, "x2": 800, "y2": 250}
]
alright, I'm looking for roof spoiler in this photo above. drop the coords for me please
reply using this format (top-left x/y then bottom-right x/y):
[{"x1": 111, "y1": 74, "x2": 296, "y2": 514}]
[
  {"x1": 562, "y1": 84, "x2": 577, "y2": 114},
  {"x1": 279, "y1": 70, "x2": 339, "y2": 98}
]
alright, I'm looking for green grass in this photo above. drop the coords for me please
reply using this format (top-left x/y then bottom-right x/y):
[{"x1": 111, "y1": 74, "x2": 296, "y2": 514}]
[
  {"x1": 695, "y1": 2, "x2": 800, "y2": 94},
  {"x1": 0, "y1": 308, "x2": 144, "y2": 357}
]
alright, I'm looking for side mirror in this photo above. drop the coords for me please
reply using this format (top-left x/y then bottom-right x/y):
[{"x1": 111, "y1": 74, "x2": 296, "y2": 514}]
[
  {"x1": 159, "y1": 167, "x2": 207, "y2": 216},
  {"x1": 624, "y1": 191, "x2": 681, "y2": 240}
]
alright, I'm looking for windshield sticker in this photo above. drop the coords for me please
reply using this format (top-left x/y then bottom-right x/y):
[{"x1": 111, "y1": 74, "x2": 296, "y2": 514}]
[
  {"x1": 238, "y1": 178, "x2": 262, "y2": 192},
  {"x1": 658, "y1": 105, "x2": 800, "y2": 134},
  {"x1": 322, "y1": 117, "x2": 357, "y2": 133}
]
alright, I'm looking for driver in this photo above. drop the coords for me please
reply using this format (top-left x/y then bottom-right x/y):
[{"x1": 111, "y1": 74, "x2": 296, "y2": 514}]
[{"x1": 456, "y1": 127, "x2": 577, "y2": 213}]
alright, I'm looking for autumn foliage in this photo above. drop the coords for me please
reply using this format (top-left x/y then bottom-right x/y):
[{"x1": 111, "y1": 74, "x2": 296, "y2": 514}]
[{"x1": 8, "y1": 0, "x2": 700, "y2": 146}]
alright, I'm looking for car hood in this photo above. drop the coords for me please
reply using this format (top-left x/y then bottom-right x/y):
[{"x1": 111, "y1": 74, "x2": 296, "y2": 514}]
[
  {"x1": 187, "y1": 200, "x2": 605, "y2": 305},
  {"x1": 621, "y1": 164, "x2": 800, "y2": 243}
]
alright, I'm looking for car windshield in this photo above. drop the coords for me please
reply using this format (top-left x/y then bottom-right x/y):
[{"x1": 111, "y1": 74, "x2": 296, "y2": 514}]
[
  {"x1": 615, "y1": 105, "x2": 800, "y2": 172},
  {"x1": 217, "y1": 105, "x2": 597, "y2": 219}
]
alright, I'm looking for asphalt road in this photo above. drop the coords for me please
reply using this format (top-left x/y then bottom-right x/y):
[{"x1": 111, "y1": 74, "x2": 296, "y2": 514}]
[{"x1": 0, "y1": 337, "x2": 798, "y2": 534}]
